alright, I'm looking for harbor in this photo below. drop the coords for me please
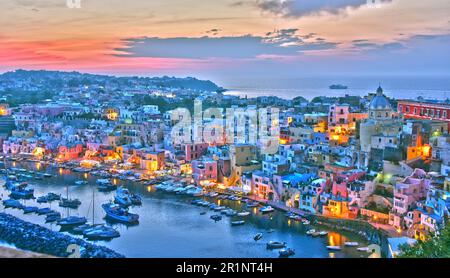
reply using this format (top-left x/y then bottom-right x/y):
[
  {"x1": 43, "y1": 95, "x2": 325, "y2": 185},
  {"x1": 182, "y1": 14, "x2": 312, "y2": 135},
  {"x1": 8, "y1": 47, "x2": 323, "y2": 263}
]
[{"x1": 1, "y1": 160, "x2": 368, "y2": 258}]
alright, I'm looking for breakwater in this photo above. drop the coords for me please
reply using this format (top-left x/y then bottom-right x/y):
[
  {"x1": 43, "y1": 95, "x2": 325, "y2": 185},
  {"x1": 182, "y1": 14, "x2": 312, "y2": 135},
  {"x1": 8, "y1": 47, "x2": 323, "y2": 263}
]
[{"x1": 0, "y1": 213, "x2": 125, "y2": 258}]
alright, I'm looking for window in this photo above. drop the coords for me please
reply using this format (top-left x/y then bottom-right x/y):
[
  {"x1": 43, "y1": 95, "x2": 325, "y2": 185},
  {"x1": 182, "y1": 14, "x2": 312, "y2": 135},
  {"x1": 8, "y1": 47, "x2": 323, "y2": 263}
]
[{"x1": 414, "y1": 107, "x2": 418, "y2": 114}]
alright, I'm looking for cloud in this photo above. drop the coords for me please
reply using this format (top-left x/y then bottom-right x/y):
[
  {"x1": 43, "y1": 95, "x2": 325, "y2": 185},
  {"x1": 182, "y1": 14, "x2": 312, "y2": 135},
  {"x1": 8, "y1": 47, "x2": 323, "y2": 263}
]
[
  {"x1": 114, "y1": 30, "x2": 338, "y2": 59},
  {"x1": 254, "y1": 0, "x2": 393, "y2": 17}
]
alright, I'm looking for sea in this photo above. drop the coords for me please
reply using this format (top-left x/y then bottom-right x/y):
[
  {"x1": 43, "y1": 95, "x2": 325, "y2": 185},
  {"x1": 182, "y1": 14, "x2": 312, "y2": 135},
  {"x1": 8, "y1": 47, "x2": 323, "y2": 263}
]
[{"x1": 221, "y1": 76, "x2": 450, "y2": 100}]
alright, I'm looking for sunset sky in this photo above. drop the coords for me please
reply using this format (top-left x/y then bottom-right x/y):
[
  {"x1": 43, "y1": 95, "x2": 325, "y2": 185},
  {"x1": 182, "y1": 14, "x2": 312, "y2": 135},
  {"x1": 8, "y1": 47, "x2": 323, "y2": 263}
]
[{"x1": 1, "y1": 0, "x2": 450, "y2": 82}]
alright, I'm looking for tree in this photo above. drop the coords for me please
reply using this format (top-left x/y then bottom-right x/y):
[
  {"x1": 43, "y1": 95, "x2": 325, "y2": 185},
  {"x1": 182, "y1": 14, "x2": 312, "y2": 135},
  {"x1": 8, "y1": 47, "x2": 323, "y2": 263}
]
[{"x1": 398, "y1": 224, "x2": 450, "y2": 258}]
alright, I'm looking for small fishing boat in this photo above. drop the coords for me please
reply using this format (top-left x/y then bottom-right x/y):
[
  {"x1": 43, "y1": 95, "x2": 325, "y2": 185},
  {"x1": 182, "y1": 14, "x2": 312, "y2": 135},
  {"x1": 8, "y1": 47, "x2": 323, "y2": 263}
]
[
  {"x1": 213, "y1": 206, "x2": 226, "y2": 212},
  {"x1": 114, "y1": 187, "x2": 133, "y2": 207},
  {"x1": 209, "y1": 204, "x2": 218, "y2": 210},
  {"x1": 319, "y1": 231, "x2": 328, "y2": 237},
  {"x1": 357, "y1": 247, "x2": 369, "y2": 252},
  {"x1": 102, "y1": 203, "x2": 139, "y2": 224},
  {"x1": 302, "y1": 219, "x2": 311, "y2": 225},
  {"x1": 57, "y1": 216, "x2": 87, "y2": 227},
  {"x1": 96, "y1": 179, "x2": 116, "y2": 192},
  {"x1": 59, "y1": 198, "x2": 82, "y2": 209},
  {"x1": 344, "y1": 242, "x2": 359, "y2": 247},
  {"x1": 306, "y1": 229, "x2": 316, "y2": 235},
  {"x1": 22, "y1": 206, "x2": 39, "y2": 214},
  {"x1": 225, "y1": 209, "x2": 237, "y2": 217},
  {"x1": 209, "y1": 192, "x2": 219, "y2": 197},
  {"x1": 74, "y1": 180, "x2": 88, "y2": 186},
  {"x1": 45, "y1": 212, "x2": 62, "y2": 223},
  {"x1": 2, "y1": 199, "x2": 23, "y2": 209},
  {"x1": 259, "y1": 206, "x2": 275, "y2": 214},
  {"x1": 266, "y1": 241, "x2": 287, "y2": 250},
  {"x1": 129, "y1": 194, "x2": 142, "y2": 206},
  {"x1": 43, "y1": 173, "x2": 52, "y2": 178},
  {"x1": 36, "y1": 196, "x2": 48, "y2": 203},
  {"x1": 72, "y1": 224, "x2": 94, "y2": 235},
  {"x1": 254, "y1": 233, "x2": 263, "y2": 241},
  {"x1": 210, "y1": 215, "x2": 222, "y2": 222},
  {"x1": 10, "y1": 186, "x2": 34, "y2": 199},
  {"x1": 200, "y1": 211, "x2": 207, "y2": 215},
  {"x1": 312, "y1": 232, "x2": 321, "y2": 237},
  {"x1": 326, "y1": 246, "x2": 342, "y2": 251},
  {"x1": 231, "y1": 220, "x2": 245, "y2": 226},
  {"x1": 279, "y1": 248, "x2": 295, "y2": 258},
  {"x1": 191, "y1": 199, "x2": 202, "y2": 205},
  {"x1": 46, "y1": 192, "x2": 61, "y2": 202},
  {"x1": 83, "y1": 225, "x2": 120, "y2": 240},
  {"x1": 37, "y1": 207, "x2": 53, "y2": 215},
  {"x1": 237, "y1": 211, "x2": 250, "y2": 217}
]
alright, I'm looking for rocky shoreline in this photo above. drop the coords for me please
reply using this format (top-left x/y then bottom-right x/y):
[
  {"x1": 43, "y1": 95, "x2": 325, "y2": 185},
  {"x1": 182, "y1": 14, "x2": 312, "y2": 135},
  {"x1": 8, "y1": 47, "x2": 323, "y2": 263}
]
[{"x1": 0, "y1": 213, "x2": 125, "y2": 258}]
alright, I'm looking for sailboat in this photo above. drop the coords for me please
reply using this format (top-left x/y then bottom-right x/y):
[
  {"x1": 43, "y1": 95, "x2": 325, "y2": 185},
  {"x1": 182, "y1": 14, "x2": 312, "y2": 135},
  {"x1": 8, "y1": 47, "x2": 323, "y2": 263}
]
[
  {"x1": 78, "y1": 189, "x2": 120, "y2": 240},
  {"x1": 59, "y1": 186, "x2": 81, "y2": 209}
]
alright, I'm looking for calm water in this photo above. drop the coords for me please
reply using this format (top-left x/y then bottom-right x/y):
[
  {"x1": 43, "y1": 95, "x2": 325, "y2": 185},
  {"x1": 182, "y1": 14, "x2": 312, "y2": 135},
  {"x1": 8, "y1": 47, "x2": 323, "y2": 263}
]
[
  {"x1": 1, "y1": 161, "x2": 367, "y2": 258},
  {"x1": 222, "y1": 76, "x2": 450, "y2": 100}
]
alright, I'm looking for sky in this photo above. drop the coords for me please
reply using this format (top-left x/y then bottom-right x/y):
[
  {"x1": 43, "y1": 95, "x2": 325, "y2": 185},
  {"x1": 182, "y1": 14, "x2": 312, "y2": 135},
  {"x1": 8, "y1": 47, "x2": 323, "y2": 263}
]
[{"x1": 1, "y1": 0, "x2": 450, "y2": 83}]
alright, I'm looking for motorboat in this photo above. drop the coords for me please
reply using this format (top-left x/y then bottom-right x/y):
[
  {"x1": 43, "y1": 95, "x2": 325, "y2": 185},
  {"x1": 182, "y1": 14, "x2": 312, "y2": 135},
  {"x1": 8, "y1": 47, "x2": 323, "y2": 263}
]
[
  {"x1": 191, "y1": 199, "x2": 202, "y2": 205},
  {"x1": 10, "y1": 186, "x2": 34, "y2": 199},
  {"x1": 102, "y1": 203, "x2": 139, "y2": 224},
  {"x1": 306, "y1": 229, "x2": 316, "y2": 235},
  {"x1": 209, "y1": 192, "x2": 219, "y2": 197},
  {"x1": 2, "y1": 199, "x2": 23, "y2": 209},
  {"x1": 59, "y1": 198, "x2": 82, "y2": 209},
  {"x1": 302, "y1": 219, "x2": 311, "y2": 225},
  {"x1": 46, "y1": 192, "x2": 61, "y2": 202},
  {"x1": 344, "y1": 242, "x2": 359, "y2": 247},
  {"x1": 319, "y1": 231, "x2": 328, "y2": 237},
  {"x1": 266, "y1": 241, "x2": 287, "y2": 249},
  {"x1": 129, "y1": 194, "x2": 142, "y2": 206},
  {"x1": 72, "y1": 224, "x2": 94, "y2": 235},
  {"x1": 43, "y1": 173, "x2": 52, "y2": 178},
  {"x1": 45, "y1": 212, "x2": 62, "y2": 223},
  {"x1": 57, "y1": 216, "x2": 87, "y2": 227},
  {"x1": 36, "y1": 196, "x2": 48, "y2": 203},
  {"x1": 225, "y1": 209, "x2": 237, "y2": 217},
  {"x1": 83, "y1": 225, "x2": 120, "y2": 240},
  {"x1": 74, "y1": 180, "x2": 88, "y2": 186},
  {"x1": 231, "y1": 220, "x2": 245, "y2": 226},
  {"x1": 326, "y1": 246, "x2": 342, "y2": 251},
  {"x1": 259, "y1": 206, "x2": 275, "y2": 214},
  {"x1": 246, "y1": 201, "x2": 259, "y2": 208},
  {"x1": 210, "y1": 215, "x2": 222, "y2": 222},
  {"x1": 254, "y1": 233, "x2": 263, "y2": 241},
  {"x1": 312, "y1": 231, "x2": 321, "y2": 237},
  {"x1": 22, "y1": 206, "x2": 39, "y2": 214},
  {"x1": 237, "y1": 211, "x2": 250, "y2": 217},
  {"x1": 213, "y1": 206, "x2": 226, "y2": 212},
  {"x1": 279, "y1": 248, "x2": 295, "y2": 258},
  {"x1": 114, "y1": 187, "x2": 133, "y2": 207},
  {"x1": 97, "y1": 179, "x2": 116, "y2": 192},
  {"x1": 37, "y1": 207, "x2": 53, "y2": 215},
  {"x1": 209, "y1": 204, "x2": 218, "y2": 210}
]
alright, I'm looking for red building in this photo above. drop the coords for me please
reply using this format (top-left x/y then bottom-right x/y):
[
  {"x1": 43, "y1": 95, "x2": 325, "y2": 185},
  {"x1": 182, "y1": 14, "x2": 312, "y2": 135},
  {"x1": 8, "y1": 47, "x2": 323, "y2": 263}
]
[{"x1": 397, "y1": 100, "x2": 450, "y2": 128}]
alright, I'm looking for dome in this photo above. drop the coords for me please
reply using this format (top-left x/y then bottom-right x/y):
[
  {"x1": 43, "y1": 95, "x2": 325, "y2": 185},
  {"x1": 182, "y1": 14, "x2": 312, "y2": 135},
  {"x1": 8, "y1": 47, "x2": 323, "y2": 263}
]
[{"x1": 369, "y1": 86, "x2": 391, "y2": 110}]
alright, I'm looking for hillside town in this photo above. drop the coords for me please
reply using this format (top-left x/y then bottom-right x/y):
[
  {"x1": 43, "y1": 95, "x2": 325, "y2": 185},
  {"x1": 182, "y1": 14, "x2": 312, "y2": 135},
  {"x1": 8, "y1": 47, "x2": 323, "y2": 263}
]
[{"x1": 0, "y1": 70, "x2": 450, "y2": 255}]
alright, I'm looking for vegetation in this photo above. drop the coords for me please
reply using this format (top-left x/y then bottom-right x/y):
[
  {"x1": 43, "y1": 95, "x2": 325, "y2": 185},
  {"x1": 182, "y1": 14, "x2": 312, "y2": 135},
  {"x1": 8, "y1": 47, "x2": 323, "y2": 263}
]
[{"x1": 398, "y1": 224, "x2": 450, "y2": 258}]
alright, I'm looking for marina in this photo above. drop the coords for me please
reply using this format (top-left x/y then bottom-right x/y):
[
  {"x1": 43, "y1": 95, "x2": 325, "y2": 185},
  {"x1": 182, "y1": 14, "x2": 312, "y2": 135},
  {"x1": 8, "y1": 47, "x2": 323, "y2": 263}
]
[{"x1": 0, "y1": 160, "x2": 368, "y2": 258}]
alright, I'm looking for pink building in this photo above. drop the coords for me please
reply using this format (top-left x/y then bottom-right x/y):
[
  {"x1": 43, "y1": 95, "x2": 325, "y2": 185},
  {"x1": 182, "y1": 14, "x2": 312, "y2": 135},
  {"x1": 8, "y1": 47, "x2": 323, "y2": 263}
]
[
  {"x1": 2, "y1": 138, "x2": 37, "y2": 154},
  {"x1": 389, "y1": 169, "x2": 430, "y2": 229},
  {"x1": 192, "y1": 159, "x2": 218, "y2": 185},
  {"x1": 57, "y1": 143, "x2": 83, "y2": 161},
  {"x1": 184, "y1": 143, "x2": 209, "y2": 162}
]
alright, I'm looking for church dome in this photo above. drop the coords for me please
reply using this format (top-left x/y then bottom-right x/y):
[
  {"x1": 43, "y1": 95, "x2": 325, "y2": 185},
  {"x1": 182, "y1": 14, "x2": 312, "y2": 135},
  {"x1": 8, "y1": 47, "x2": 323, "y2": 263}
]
[{"x1": 369, "y1": 86, "x2": 391, "y2": 110}]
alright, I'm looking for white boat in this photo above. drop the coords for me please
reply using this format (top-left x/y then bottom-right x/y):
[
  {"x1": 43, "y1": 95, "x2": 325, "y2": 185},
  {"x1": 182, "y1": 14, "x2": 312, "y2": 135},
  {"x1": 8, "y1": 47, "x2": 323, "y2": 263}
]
[
  {"x1": 306, "y1": 229, "x2": 316, "y2": 235},
  {"x1": 237, "y1": 211, "x2": 250, "y2": 216},
  {"x1": 231, "y1": 220, "x2": 245, "y2": 226},
  {"x1": 326, "y1": 246, "x2": 342, "y2": 251},
  {"x1": 344, "y1": 242, "x2": 359, "y2": 247},
  {"x1": 319, "y1": 231, "x2": 328, "y2": 236},
  {"x1": 259, "y1": 206, "x2": 275, "y2": 213},
  {"x1": 209, "y1": 192, "x2": 219, "y2": 197}
]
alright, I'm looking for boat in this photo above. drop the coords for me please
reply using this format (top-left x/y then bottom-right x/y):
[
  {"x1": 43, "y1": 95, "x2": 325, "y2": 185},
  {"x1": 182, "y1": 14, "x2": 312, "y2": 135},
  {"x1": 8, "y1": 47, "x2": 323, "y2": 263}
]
[
  {"x1": 231, "y1": 220, "x2": 245, "y2": 226},
  {"x1": 210, "y1": 214, "x2": 222, "y2": 222},
  {"x1": 74, "y1": 180, "x2": 88, "y2": 186},
  {"x1": 259, "y1": 206, "x2": 275, "y2": 214},
  {"x1": 329, "y1": 84, "x2": 348, "y2": 90},
  {"x1": 22, "y1": 206, "x2": 39, "y2": 214},
  {"x1": 96, "y1": 179, "x2": 116, "y2": 192},
  {"x1": 237, "y1": 211, "x2": 250, "y2": 217},
  {"x1": 209, "y1": 192, "x2": 219, "y2": 197},
  {"x1": 326, "y1": 246, "x2": 342, "y2": 251},
  {"x1": 45, "y1": 212, "x2": 62, "y2": 223},
  {"x1": 266, "y1": 241, "x2": 287, "y2": 250},
  {"x1": 312, "y1": 232, "x2": 321, "y2": 237},
  {"x1": 279, "y1": 248, "x2": 295, "y2": 258},
  {"x1": 302, "y1": 219, "x2": 311, "y2": 225},
  {"x1": 10, "y1": 186, "x2": 34, "y2": 199},
  {"x1": 59, "y1": 198, "x2": 82, "y2": 209},
  {"x1": 83, "y1": 225, "x2": 120, "y2": 240},
  {"x1": 114, "y1": 187, "x2": 133, "y2": 207},
  {"x1": 36, "y1": 196, "x2": 48, "y2": 203},
  {"x1": 102, "y1": 203, "x2": 139, "y2": 224},
  {"x1": 129, "y1": 194, "x2": 142, "y2": 206},
  {"x1": 344, "y1": 242, "x2": 359, "y2": 247},
  {"x1": 72, "y1": 224, "x2": 94, "y2": 235},
  {"x1": 37, "y1": 207, "x2": 53, "y2": 215},
  {"x1": 43, "y1": 173, "x2": 52, "y2": 178},
  {"x1": 209, "y1": 204, "x2": 218, "y2": 210},
  {"x1": 254, "y1": 233, "x2": 263, "y2": 241},
  {"x1": 200, "y1": 211, "x2": 207, "y2": 215},
  {"x1": 46, "y1": 192, "x2": 61, "y2": 202},
  {"x1": 306, "y1": 229, "x2": 316, "y2": 235},
  {"x1": 319, "y1": 231, "x2": 328, "y2": 237},
  {"x1": 213, "y1": 206, "x2": 226, "y2": 212},
  {"x1": 57, "y1": 216, "x2": 87, "y2": 227},
  {"x1": 357, "y1": 247, "x2": 369, "y2": 252},
  {"x1": 225, "y1": 209, "x2": 237, "y2": 217},
  {"x1": 2, "y1": 199, "x2": 23, "y2": 209}
]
